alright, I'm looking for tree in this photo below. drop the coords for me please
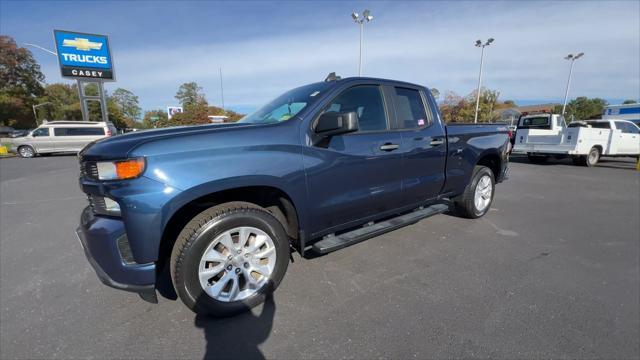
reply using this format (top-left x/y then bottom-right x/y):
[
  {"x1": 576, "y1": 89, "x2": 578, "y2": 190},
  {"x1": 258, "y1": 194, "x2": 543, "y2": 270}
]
[
  {"x1": 622, "y1": 99, "x2": 637, "y2": 104},
  {"x1": 429, "y1": 88, "x2": 440, "y2": 101},
  {"x1": 438, "y1": 88, "x2": 505, "y2": 123},
  {"x1": 553, "y1": 97, "x2": 608, "y2": 120},
  {"x1": 175, "y1": 82, "x2": 206, "y2": 107},
  {"x1": 142, "y1": 110, "x2": 168, "y2": 128},
  {"x1": 111, "y1": 88, "x2": 141, "y2": 121},
  {"x1": 40, "y1": 83, "x2": 82, "y2": 121},
  {"x1": 171, "y1": 99, "x2": 210, "y2": 125},
  {"x1": 0, "y1": 35, "x2": 45, "y2": 128},
  {"x1": 207, "y1": 106, "x2": 245, "y2": 122}
]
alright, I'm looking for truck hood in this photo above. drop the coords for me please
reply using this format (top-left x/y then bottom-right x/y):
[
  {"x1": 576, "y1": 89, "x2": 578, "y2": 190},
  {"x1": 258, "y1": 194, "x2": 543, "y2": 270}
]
[{"x1": 79, "y1": 122, "x2": 256, "y2": 161}]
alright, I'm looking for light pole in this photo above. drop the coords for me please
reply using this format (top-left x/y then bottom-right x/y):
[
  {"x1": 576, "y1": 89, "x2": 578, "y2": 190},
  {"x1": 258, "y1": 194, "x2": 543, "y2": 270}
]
[
  {"x1": 32, "y1": 102, "x2": 52, "y2": 126},
  {"x1": 219, "y1": 67, "x2": 225, "y2": 111},
  {"x1": 473, "y1": 38, "x2": 494, "y2": 123},
  {"x1": 23, "y1": 43, "x2": 57, "y2": 56},
  {"x1": 561, "y1": 52, "x2": 584, "y2": 116},
  {"x1": 351, "y1": 9, "x2": 373, "y2": 76}
]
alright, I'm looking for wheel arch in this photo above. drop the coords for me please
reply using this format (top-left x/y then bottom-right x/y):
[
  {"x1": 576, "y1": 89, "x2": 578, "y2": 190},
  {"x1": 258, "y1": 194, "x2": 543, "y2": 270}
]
[
  {"x1": 17, "y1": 144, "x2": 36, "y2": 156},
  {"x1": 475, "y1": 150, "x2": 502, "y2": 180},
  {"x1": 592, "y1": 144, "x2": 604, "y2": 154},
  {"x1": 156, "y1": 181, "x2": 302, "y2": 287}
]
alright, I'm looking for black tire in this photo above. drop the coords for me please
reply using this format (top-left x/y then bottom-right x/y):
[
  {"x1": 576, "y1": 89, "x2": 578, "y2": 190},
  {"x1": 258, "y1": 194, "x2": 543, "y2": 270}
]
[
  {"x1": 170, "y1": 201, "x2": 290, "y2": 317},
  {"x1": 585, "y1": 147, "x2": 600, "y2": 167},
  {"x1": 527, "y1": 154, "x2": 548, "y2": 164},
  {"x1": 17, "y1": 145, "x2": 36, "y2": 158},
  {"x1": 454, "y1": 166, "x2": 495, "y2": 219}
]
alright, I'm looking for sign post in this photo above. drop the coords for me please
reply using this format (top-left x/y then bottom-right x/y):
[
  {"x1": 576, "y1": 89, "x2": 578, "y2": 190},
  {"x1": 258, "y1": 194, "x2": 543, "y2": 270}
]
[{"x1": 53, "y1": 30, "x2": 115, "y2": 122}]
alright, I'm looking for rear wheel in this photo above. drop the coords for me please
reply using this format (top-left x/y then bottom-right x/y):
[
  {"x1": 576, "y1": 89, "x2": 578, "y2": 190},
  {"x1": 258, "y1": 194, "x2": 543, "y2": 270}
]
[
  {"x1": 170, "y1": 202, "x2": 290, "y2": 317},
  {"x1": 17, "y1": 146, "x2": 35, "y2": 158},
  {"x1": 454, "y1": 166, "x2": 495, "y2": 219},
  {"x1": 585, "y1": 147, "x2": 600, "y2": 167}
]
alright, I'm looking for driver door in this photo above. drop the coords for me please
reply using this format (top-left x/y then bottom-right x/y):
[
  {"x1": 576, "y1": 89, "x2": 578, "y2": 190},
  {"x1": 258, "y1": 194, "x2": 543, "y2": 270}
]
[
  {"x1": 30, "y1": 127, "x2": 54, "y2": 153},
  {"x1": 303, "y1": 84, "x2": 406, "y2": 237},
  {"x1": 614, "y1": 121, "x2": 640, "y2": 154}
]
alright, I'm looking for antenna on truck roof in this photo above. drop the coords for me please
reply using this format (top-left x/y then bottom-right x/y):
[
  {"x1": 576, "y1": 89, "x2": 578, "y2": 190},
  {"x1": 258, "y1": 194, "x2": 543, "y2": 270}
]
[{"x1": 324, "y1": 72, "x2": 341, "y2": 82}]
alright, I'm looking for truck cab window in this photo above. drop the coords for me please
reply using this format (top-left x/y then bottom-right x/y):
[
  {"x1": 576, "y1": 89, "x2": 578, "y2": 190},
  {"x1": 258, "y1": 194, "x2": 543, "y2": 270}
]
[
  {"x1": 394, "y1": 87, "x2": 430, "y2": 129},
  {"x1": 324, "y1": 85, "x2": 387, "y2": 132}
]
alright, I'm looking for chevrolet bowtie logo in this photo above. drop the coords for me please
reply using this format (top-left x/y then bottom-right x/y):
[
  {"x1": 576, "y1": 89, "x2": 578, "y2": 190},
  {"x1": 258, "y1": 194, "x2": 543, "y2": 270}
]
[{"x1": 62, "y1": 37, "x2": 103, "y2": 51}]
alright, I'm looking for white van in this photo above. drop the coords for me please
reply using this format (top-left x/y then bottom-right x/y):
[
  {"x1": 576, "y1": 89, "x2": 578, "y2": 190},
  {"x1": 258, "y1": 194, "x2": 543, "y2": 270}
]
[
  {"x1": 512, "y1": 113, "x2": 640, "y2": 166},
  {"x1": 11, "y1": 121, "x2": 117, "y2": 158}
]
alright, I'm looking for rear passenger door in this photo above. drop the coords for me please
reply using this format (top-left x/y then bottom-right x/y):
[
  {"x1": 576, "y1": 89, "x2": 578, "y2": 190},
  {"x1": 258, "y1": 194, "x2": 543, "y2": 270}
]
[
  {"x1": 54, "y1": 127, "x2": 105, "y2": 152},
  {"x1": 389, "y1": 86, "x2": 446, "y2": 205},
  {"x1": 304, "y1": 84, "x2": 406, "y2": 236},
  {"x1": 52, "y1": 128, "x2": 73, "y2": 152}
]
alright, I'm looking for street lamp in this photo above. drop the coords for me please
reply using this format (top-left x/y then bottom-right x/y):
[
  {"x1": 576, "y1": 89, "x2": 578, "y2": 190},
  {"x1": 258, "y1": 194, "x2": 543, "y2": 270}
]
[
  {"x1": 351, "y1": 9, "x2": 373, "y2": 76},
  {"x1": 23, "y1": 43, "x2": 57, "y2": 56},
  {"x1": 561, "y1": 52, "x2": 584, "y2": 116},
  {"x1": 32, "y1": 102, "x2": 52, "y2": 126},
  {"x1": 473, "y1": 38, "x2": 494, "y2": 123}
]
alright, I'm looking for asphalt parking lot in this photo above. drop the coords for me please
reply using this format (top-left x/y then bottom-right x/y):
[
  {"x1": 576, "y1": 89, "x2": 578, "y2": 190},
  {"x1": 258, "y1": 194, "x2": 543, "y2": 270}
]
[{"x1": 1, "y1": 155, "x2": 638, "y2": 359}]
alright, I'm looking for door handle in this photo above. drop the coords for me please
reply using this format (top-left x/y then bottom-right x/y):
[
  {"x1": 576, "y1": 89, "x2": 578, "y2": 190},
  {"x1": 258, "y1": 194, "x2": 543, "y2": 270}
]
[
  {"x1": 430, "y1": 138, "x2": 445, "y2": 146},
  {"x1": 379, "y1": 143, "x2": 399, "y2": 151}
]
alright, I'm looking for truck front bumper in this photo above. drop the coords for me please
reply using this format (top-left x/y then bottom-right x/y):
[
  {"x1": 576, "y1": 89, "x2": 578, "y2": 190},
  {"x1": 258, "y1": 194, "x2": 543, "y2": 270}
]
[{"x1": 76, "y1": 206, "x2": 157, "y2": 303}]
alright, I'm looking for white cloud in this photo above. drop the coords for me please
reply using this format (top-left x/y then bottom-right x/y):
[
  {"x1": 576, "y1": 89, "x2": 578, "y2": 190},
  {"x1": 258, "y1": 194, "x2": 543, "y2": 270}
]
[{"x1": 39, "y1": 1, "x2": 640, "y2": 110}]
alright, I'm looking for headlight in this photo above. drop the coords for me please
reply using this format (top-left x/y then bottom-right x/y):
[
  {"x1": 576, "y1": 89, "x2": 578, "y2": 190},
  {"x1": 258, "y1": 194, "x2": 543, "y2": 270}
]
[{"x1": 96, "y1": 158, "x2": 145, "y2": 180}]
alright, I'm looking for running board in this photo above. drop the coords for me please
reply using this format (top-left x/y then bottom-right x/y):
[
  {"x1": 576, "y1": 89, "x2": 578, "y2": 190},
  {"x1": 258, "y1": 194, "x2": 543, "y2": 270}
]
[{"x1": 311, "y1": 203, "x2": 450, "y2": 254}]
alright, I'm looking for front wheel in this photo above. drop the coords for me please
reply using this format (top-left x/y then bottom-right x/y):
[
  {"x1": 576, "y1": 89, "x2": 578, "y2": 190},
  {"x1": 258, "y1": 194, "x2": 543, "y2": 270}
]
[
  {"x1": 454, "y1": 166, "x2": 495, "y2": 219},
  {"x1": 170, "y1": 202, "x2": 290, "y2": 317},
  {"x1": 17, "y1": 145, "x2": 36, "y2": 158}
]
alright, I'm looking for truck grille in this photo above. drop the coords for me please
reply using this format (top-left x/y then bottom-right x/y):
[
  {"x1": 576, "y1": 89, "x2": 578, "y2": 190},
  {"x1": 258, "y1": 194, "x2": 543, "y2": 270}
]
[
  {"x1": 88, "y1": 194, "x2": 106, "y2": 212},
  {"x1": 80, "y1": 161, "x2": 99, "y2": 180}
]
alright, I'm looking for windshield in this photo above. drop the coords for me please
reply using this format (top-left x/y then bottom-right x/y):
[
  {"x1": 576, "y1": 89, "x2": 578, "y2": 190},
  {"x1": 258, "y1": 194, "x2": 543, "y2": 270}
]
[{"x1": 239, "y1": 82, "x2": 330, "y2": 124}]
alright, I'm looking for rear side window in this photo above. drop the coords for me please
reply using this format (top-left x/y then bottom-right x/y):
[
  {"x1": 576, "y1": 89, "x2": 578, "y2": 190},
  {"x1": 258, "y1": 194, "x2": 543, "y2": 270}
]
[
  {"x1": 520, "y1": 117, "x2": 550, "y2": 128},
  {"x1": 393, "y1": 87, "x2": 430, "y2": 129},
  {"x1": 590, "y1": 122, "x2": 611, "y2": 129},
  {"x1": 54, "y1": 127, "x2": 105, "y2": 136},
  {"x1": 324, "y1": 85, "x2": 387, "y2": 132}
]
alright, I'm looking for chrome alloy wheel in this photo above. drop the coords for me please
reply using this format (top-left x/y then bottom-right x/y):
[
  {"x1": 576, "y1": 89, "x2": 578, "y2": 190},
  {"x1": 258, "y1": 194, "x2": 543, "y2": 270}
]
[
  {"x1": 19, "y1": 146, "x2": 34, "y2": 158},
  {"x1": 588, "y1": 150, "x2": 598, "y2": 165},
  {"x1": 474, "y1": 175, "x2": 493, "y2": 212},
  {"x1": 198, "y1": 226, "x2": 277, "y2": 302}
]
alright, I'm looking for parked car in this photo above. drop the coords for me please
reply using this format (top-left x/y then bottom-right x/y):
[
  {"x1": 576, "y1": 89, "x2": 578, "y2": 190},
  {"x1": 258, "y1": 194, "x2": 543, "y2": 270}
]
[
  {"x1": 512, "y1": 113, "x2": 640, "y2": 166},
  {"x1": 76, "y1": 76, "x2": 510, "y2": 316},
  {"x1": 10, "y1": 121, "x2": 117, "y2": 158},
  {"x1": 0, "y1": 126, "x2": 15, "y2": 137},
  {"x1": 9, "y1": 129, "x2": 32, "y2": 138}
]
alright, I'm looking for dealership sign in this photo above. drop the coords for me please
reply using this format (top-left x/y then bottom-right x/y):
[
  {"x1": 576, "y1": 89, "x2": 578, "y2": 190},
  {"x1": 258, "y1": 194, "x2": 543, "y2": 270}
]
[{"x1": 54, "y1": 30, "x2": 114, "y2": 80}]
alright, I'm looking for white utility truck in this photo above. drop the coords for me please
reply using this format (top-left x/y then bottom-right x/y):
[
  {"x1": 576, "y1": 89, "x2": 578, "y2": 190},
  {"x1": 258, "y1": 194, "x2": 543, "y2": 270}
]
[{"x1": 512, "y1": 113, "x2": 640, "y2": 166}]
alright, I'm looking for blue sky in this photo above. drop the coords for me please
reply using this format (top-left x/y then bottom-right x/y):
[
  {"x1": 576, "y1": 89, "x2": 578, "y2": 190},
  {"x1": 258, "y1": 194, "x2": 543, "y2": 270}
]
[{"x1": 2, "y1": 0, "x2": 639, "y2": 114}]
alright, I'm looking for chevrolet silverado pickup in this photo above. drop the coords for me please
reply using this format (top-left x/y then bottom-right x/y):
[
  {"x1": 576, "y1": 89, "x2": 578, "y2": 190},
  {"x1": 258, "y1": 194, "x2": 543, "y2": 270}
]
[{"x1": 76, "y1": 75, "x2": 509, "y2": 316}]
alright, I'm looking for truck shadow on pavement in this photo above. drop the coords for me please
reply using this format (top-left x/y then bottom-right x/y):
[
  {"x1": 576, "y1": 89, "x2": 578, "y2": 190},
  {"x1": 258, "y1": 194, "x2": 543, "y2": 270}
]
[
  {"x1": 510, "y1": 155, "x2": 637, "y2": 170},
  {"x1": 194, "y1": 294, "x2": 276, "y2": 360}
]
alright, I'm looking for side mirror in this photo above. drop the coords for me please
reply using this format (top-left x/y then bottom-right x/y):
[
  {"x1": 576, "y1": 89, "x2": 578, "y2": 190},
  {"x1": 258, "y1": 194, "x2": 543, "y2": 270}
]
[{"x1": 315, "y1": 111, "x2": 359, "y2": 137}]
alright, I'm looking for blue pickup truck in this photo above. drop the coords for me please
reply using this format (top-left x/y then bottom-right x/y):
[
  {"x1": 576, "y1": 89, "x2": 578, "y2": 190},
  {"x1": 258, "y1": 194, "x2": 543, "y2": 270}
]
[{"x1": 76, "y1": 75, "x2": 509, "y2": 316}]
